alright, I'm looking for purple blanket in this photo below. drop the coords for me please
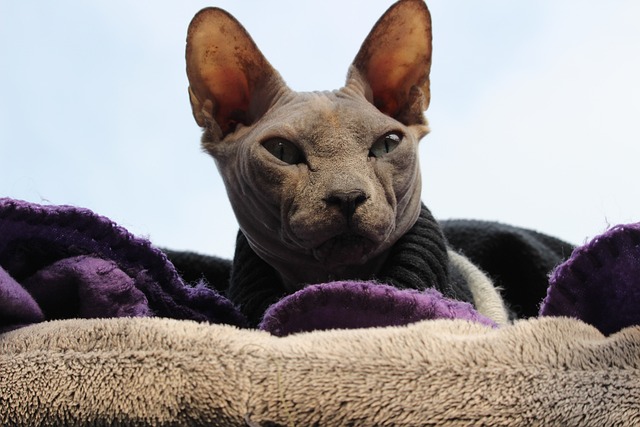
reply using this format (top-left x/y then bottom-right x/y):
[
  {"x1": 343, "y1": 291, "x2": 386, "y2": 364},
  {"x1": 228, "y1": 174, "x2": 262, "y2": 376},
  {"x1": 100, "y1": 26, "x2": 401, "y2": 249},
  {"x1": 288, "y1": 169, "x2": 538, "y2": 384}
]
[{"x1": 1, "y1": 198, "x2": 639, "y2": 335}]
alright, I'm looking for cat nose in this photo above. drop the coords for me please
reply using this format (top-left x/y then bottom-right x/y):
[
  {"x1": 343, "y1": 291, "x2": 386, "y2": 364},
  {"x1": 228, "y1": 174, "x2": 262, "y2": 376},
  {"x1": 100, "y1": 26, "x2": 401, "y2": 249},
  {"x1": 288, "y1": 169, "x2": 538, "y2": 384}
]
[{"x1": 324, "y1": 190, "x2": 368, "y2": 221}]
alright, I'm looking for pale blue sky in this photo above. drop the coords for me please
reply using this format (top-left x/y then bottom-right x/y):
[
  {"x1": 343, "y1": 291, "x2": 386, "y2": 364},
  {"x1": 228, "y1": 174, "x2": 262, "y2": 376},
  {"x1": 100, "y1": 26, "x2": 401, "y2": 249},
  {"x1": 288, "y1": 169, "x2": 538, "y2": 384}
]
[{"x1": 1, "y1": 1, "x2": 639, "y2": 258}]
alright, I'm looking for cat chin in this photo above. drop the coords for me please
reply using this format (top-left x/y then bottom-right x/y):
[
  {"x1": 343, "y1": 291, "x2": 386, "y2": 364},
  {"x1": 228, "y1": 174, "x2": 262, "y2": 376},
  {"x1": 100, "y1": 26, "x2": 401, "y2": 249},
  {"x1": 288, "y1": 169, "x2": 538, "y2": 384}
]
[{"x1": 312, "y1": 233, "x2": 378, "y2": 269}]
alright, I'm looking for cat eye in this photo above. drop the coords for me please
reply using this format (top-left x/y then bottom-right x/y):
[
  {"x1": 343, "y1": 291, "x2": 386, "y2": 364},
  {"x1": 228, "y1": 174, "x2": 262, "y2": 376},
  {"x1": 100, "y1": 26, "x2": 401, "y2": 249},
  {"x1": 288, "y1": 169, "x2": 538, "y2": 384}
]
[
  {"x1": 369, "y1": 132, "x2": 403, "y2": 158},
  {"x1": 262, "y1": 138, "x2": 304, "y2": 165}
]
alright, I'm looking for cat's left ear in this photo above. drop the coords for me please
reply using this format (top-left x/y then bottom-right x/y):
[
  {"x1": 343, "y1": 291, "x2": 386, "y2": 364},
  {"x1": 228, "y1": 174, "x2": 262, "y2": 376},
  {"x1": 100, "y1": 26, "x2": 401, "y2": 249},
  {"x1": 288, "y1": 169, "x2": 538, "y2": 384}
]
[{"x1": 346, "y1": 0, "x2": 432, "y2": 126}]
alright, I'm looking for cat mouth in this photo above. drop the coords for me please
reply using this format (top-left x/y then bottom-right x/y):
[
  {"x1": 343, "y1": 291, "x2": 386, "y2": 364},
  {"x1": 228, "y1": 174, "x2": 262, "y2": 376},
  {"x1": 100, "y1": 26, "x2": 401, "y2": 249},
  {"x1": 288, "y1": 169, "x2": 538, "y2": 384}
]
[{"x1": 312, "y1": 233, "x2": 377, "y2": 268}]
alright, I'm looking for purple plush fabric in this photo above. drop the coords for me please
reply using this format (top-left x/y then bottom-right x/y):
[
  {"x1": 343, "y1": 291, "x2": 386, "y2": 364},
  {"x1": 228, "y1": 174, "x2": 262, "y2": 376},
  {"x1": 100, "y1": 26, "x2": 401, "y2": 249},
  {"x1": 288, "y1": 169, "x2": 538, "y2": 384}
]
[
  {"x1": 0, "y1": 198, "x2": 247, "y2": 332},
  {"x1": 0, "y1": 266, "x2": 44, "y2": 328},
  {"x1": 541, "y1": 222, "x2": 640, "y2": 335},
  {"x1": 23, "y1": 256, "x2": 151, "y2": 319},
  {"x1": 260, "y1": 281, "x2": 497, "y2": 336},
  {"x1": 2, "y1": 197, "x2": 639, "y2": 337}
]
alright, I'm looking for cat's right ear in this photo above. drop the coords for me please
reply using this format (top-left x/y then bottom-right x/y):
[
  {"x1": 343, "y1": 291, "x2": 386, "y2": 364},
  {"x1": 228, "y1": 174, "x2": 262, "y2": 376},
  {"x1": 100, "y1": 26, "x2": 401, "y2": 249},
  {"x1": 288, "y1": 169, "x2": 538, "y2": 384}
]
[{"x1": 186, "y1": 8, "x2": 286, "y2": 139}]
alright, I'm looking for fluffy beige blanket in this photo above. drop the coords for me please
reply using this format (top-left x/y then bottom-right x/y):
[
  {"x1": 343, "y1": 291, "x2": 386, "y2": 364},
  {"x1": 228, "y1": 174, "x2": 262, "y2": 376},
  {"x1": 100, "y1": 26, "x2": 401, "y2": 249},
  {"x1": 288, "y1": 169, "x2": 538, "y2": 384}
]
[{"x1": 1, "y1": 317, "x2": 639, "y2": 426}]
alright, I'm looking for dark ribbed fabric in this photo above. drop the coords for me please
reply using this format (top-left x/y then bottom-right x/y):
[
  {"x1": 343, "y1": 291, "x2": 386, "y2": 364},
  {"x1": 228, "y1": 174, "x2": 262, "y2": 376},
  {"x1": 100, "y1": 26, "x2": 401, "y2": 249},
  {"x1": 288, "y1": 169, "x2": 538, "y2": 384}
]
[
  {"x1": 378, "y1": 204, "x2": 473, "y2": 303},
  {"x1": 227, "y1": 204, "x2": 473, "y2": 326},
  {"x1": 227, "y1": 232, "x2": 288, "y2": 326}
]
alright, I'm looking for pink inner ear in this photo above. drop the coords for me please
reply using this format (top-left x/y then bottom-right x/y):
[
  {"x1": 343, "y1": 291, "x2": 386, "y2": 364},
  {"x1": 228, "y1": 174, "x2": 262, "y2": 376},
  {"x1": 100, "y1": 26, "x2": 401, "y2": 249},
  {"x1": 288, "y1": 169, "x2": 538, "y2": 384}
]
[
  {"x1": 367, "y1": 52, "x2": 429, "y2": 117},
  {"x1": 204, "y1": 68, "x2": 250, "y2": 133},
  {"x1": 367, "y1": 57, "x2": 403, "y2": 116}
]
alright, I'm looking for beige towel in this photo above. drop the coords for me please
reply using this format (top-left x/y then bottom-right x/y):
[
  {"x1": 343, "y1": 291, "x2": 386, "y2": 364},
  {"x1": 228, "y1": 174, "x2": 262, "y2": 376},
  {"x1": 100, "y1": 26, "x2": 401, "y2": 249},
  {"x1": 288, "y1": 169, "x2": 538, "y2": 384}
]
[{"x1": 1, "y1": 317, "x2": 639, "y2": 426}]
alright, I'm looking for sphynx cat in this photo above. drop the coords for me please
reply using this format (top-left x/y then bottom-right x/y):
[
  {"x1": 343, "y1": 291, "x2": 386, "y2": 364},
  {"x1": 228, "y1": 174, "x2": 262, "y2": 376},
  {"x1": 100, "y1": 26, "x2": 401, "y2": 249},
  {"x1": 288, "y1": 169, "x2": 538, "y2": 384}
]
[{"x1": 185, "y1": 0, "x2": 508, "y2": 324}]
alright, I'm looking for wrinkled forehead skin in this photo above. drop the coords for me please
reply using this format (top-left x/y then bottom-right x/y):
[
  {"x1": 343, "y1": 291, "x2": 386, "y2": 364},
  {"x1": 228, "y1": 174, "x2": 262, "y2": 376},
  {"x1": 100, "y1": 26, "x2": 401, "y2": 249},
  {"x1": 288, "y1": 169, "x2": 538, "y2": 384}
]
[{"x1": 208, "y1": 82, "x2": 428, "y2": 173}]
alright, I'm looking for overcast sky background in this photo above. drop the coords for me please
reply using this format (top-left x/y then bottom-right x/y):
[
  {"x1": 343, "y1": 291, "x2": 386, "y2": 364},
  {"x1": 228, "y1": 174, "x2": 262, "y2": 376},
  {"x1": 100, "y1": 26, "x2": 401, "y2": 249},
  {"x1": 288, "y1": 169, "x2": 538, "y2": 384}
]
[{"x1": 1, "y1": 1, "x2": 639, "y2": 259}]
